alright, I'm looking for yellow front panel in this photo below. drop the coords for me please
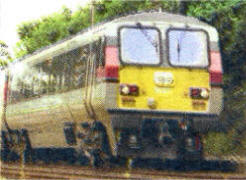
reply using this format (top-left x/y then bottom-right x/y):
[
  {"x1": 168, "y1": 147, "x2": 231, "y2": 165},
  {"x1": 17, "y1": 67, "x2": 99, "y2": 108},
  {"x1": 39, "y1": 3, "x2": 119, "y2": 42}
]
[{"x1": 118, "y1": 66, "x2": 209, "y2": 112}]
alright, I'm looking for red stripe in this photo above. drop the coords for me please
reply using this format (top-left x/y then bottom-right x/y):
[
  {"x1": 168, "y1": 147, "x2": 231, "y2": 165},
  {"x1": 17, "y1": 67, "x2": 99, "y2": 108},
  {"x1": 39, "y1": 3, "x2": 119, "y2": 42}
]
[
  {"x1": 209, "y1": 51, "x2": 223, "y2": 85},
  {"x1": 105, "y1": 46, "x2": 119, "y2": 79}
]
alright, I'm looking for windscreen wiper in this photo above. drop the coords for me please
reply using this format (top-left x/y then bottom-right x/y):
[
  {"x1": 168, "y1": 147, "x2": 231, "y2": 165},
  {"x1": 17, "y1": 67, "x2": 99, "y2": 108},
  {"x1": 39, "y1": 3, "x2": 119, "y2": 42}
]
[
  {"x1": 177, "y1": 31, "x2": 185, "y2": 62},
  {"x1": 177, "y1": 42, "x2": 180, "y2": 62},
  {"x1": 136, "y1": 22, "x2": 158, "y2": 52}
]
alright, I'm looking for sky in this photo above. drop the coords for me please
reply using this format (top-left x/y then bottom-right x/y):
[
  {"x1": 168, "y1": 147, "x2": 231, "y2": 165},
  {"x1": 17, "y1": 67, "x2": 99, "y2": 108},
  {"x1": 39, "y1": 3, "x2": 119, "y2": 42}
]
[{"x1": 0, "y1": 0, "x2": 91, "y2": 56}]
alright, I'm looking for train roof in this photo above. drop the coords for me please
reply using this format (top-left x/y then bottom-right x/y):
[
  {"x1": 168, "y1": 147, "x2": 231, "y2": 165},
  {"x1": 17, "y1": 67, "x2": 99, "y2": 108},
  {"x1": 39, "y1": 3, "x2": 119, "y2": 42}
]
[
  {"x1": 113, "y1": 11, "x2": 209, "y2": 26},
  {"x1": 8, "y1": 11, "x2": 213, "y2": 67}
]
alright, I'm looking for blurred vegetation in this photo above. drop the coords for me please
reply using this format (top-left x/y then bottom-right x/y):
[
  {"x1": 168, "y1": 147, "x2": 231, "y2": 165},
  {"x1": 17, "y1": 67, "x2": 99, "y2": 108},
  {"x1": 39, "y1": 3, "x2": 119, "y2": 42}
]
[
  {"x1": 0, "y1": 40, "x2": 12, "y2": 67},
  {"x1": 3, "y1": 0, "x2": 246, "y2": 156}
]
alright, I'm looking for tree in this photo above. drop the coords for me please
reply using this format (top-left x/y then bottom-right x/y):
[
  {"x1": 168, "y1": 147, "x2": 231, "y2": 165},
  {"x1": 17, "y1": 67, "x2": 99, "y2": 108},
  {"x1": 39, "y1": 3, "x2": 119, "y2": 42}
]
[{"x1": 0, "y1": 40, "x2": 12, "y2": 67}]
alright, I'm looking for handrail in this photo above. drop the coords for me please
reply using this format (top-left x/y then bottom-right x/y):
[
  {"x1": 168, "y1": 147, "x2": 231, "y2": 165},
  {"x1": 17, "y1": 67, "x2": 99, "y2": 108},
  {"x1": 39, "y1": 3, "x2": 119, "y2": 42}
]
[
  {"x1": 88, "y1": 43, "x2": 97, "y2": 120},
  {"x1": 84, "y1": 45, "x2": 94, "y2": 118}
]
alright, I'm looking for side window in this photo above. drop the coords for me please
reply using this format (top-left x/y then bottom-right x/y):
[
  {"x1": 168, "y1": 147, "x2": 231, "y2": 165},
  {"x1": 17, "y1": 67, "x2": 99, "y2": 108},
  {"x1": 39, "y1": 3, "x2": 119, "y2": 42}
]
[
  {"x1": 95, "y1": 39, "x2": 105, "y2": 68},
  {"x1": 8, "y1": 39, "x2": 104, "y2": 104},
  {"x1": 92, "y1": 39, "x2": 105, "y2": 82},
  {"x1": 72, "y1": 45, "x2": 89, "y2": 89},
  {"x1": 44, "y1": 45, "x2": 89, "y2": 92},
  {"x1": 8, "y1": 63, "x2": 42, "y2": 103}
]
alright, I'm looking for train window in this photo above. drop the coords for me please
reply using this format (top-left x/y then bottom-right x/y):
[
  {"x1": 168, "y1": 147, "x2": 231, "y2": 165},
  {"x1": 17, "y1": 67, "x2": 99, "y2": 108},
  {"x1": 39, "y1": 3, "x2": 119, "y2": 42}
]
[
  {"x1": 7, "y1": 40, "x2": 103, "y2": 104},
  {"x1": 47, "y1": 46, "x2": 88, "y2": 92},
  {"x1": 120, "y1": 27, "x2": 161, "y2": 65},
  {"x1": 8, "y1": 62, "x2": 43, "y2": 103},
  {"x1": 167, "y1": 29, "x2": 208, "y2": 68},
  {"x1": 97, "y1": 39, "x2": 105, "y2": 68}
]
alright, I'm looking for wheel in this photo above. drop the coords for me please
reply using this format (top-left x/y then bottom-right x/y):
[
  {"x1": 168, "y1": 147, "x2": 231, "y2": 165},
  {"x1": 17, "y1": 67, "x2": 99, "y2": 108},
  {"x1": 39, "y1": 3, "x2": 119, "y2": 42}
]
[
  {"x1": 91, "y1": 149, "x2": 104, "y2": 168},
  {"x1": 77, "y1": 121, "x2": 112, "y2": 168},
  {"x1": 178, "y1": 134, "x2": 203, "y2": 161}
]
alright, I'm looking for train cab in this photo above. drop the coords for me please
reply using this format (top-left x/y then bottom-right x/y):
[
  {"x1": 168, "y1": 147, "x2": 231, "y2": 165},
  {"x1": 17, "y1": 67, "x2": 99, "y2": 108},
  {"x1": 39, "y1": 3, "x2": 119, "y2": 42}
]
[{"x1": 102, "y1": 12, "x2": 223, "y2": 160}]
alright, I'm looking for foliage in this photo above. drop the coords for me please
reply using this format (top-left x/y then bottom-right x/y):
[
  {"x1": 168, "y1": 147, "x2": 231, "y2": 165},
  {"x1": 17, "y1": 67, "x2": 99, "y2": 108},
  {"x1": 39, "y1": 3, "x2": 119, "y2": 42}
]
[
  {"x1": 15, "y1": 7, "x2": 73, "y2": 56},
  {"x1": 204, "y1": 132, "x2": 235, "y2": 156},
  {"x1": 0, "y1": 40, "x2": 12, "y2": 67}
]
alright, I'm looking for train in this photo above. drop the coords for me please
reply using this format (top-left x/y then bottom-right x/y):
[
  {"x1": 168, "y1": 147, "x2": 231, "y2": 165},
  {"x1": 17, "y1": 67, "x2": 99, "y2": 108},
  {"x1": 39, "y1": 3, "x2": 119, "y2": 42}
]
[{"x1": 0, "y1": 11, "x2": 223, "y2": 167}]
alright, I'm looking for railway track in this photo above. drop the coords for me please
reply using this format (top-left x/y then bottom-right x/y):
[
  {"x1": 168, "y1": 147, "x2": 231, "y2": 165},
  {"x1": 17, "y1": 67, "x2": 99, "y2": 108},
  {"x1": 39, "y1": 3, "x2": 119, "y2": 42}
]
[{"x1": 1, "y1": 162, "x2": 246, "y2": 179}]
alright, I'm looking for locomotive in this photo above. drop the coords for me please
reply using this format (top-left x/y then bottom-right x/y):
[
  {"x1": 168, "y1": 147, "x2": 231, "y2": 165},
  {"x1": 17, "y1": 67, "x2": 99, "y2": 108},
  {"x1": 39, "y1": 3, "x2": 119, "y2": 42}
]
[{"x1": 0, "y1": 11, "x2": 223, "y2": 166}]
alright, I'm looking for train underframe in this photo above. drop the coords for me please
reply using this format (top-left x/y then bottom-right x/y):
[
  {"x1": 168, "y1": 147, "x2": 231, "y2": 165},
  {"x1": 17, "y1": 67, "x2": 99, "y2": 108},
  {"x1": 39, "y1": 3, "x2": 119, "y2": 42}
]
[
  {"x1": 0, "y1": 110, "x2": 220, "y2": 167},
  {"x1": 110, "y1": 111, "x2": 219, "y2": 162}
]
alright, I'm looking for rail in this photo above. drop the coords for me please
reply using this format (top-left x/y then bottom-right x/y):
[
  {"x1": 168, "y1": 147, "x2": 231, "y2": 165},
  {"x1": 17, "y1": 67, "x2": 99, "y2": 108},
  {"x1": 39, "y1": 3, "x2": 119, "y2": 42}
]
[{"x1": 1, "y1": 162, "x2": 246, "y2": 179}]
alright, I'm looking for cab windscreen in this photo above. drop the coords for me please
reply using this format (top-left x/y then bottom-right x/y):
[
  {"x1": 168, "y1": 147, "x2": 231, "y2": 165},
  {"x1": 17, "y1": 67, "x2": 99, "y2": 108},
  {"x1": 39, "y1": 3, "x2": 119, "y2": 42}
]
[
  {"x1": 120, "y1": 26, "x2": 161, "y2": 65},
  {"x1": 168, "y1": 29, "x2": 209, "y2": 68}
]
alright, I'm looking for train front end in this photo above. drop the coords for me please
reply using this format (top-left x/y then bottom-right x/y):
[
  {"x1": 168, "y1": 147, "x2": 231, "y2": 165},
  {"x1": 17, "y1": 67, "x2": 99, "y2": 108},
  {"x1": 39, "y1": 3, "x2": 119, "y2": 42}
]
[{"x1": 106, "y1": 14, "x2": 223, "y2": 160}]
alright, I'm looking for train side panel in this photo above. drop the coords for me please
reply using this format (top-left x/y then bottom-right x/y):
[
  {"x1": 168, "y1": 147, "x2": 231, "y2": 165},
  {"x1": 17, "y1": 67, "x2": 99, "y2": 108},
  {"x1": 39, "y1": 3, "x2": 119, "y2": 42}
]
[
  {"x1": 5, "y1": 41, "x2": 105, "y2": 148},
  {"x1": 6, "y1": 88, "x2": 87, "y2": 147}
]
